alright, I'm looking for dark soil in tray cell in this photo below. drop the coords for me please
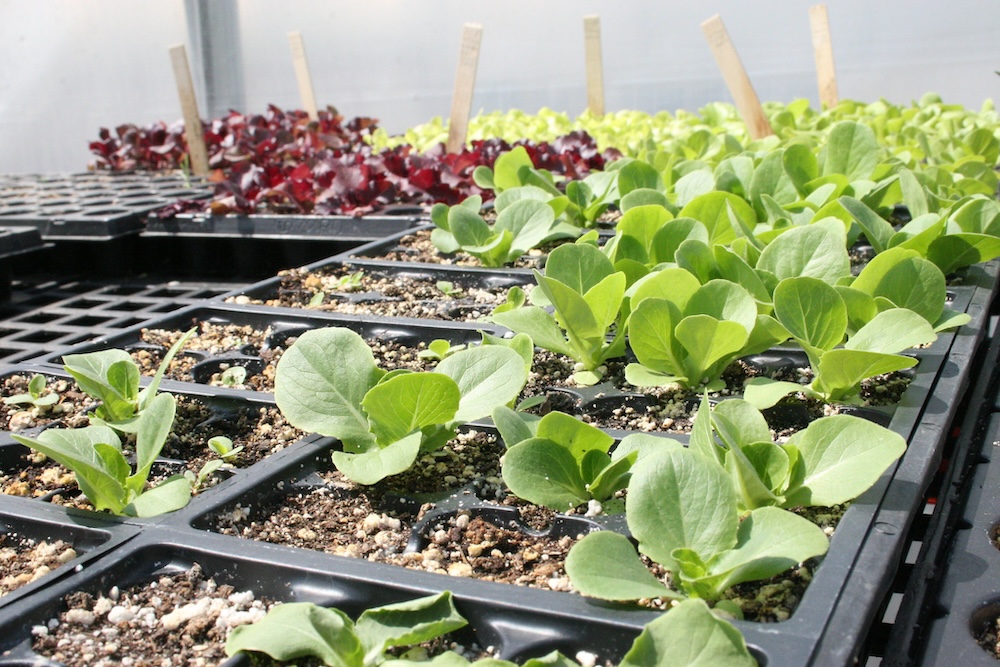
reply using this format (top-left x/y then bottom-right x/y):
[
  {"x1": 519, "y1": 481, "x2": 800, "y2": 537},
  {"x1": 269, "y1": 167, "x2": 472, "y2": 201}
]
[
  {"x1": 227, "y1": 264, "x2": 530, "y2": 322},
  {"x1": 30, "y1": 562, "x2": 272, "y2": 667},
  {"x1": 0, "y1": 394, "x2": 304, "y2": 508},
  {"x1": 356, "y1": 227, "x2": 555, "y2": 269},
  {"x1": 132, "y1": 322, "x2": 481, "y2": 393},
  {"x1": 0, "y1": 533, "x2": 79, "y2": 598}
]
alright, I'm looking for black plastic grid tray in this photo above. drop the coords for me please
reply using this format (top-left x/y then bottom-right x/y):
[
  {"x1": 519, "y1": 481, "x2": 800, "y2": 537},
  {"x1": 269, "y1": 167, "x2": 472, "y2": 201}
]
[
  {"x1": 0, "y1": 278, "x2": 244, "y2": 366},
  {"x1": 0, "y1": 172, "x2": 212, "y2": 240}
]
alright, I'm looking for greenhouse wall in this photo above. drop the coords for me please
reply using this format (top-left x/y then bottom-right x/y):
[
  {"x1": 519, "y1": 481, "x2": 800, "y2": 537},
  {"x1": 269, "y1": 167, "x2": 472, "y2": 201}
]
[{"x1": 0, "y1": 0, "x2": 996, "y2": 173}]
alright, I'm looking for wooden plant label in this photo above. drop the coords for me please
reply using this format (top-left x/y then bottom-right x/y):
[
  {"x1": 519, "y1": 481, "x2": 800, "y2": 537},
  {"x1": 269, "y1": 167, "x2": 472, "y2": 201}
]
[
  {"x1": 700, "y1": 14, "x2": 774, "y2": 140},
  {"x1": 288, "y1": 31, "x2": 320, "y2": 121},
  {"x1": 168, "y1": 44, "x2": 210, "y2": 176},
  {"x1": 809, "y1": 4, "x2": 839, "y2": 109},
  {"x1": 446, "y1": 23, "x2": 483, "y2": 155},
  {"x1": 583, "y1": 15, "x2": 605, "y2": 117}
]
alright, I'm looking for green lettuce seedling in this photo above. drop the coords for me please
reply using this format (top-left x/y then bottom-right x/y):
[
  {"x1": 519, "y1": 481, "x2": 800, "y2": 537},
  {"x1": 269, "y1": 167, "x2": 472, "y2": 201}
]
[
  {"x1": 494, "y1": 408, "x2": 668, "y2": 512},
  {"x1": 62, "y1": 327, "x2": 196, "y2": 432},
  {"x1": 566, "y1": 445, "x2": 829, "y2": 602},
  {"x1": 429, "y1": 193, "x2": 578, "y2": 267},
  {"x1": 274, "y1": 327, "x2": 528, "y2": 485},
  {"x1": 490, "y1": 243, "x2": 627, "y2": 385},
  {"x1": 226, "y1": 591, "x2": 468, "y2": 667},
  {"x1": 744, "y1": 276, "x2": 936, "y2": 408},
  {"x1": 624, "y1": 273, "x2": 762, "y2": 391},
  {"x1": 3, "y1": 374, "x2": 58, "y2": 409},
  {"x1": 471, "y1": 145, "x2": 562, "y2": 195},
  {"x1": 11, "y1": 392, "x2": 192, "y2": 517},
  {"x1": 689, "y1": 395, "x2": 905, "y2": 512}
]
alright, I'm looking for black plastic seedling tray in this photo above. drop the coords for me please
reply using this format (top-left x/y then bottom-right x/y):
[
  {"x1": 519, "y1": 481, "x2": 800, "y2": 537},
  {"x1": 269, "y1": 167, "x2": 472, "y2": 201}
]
[
  {"x1": 0, "y1": 172, "x2": 211, "y2": 240},
  {"x1": 0, "y1": 227, "x2": 46, "y2": 303},
  {"x1": 0, "y1": 278, "x2": 242, "y2": 366},
  {"x1": 139, "y1": 212, "x2": 427, "y2": 280},
  {"x1": 913, "y1": 413, "x2": 1000, "y2": 666}
]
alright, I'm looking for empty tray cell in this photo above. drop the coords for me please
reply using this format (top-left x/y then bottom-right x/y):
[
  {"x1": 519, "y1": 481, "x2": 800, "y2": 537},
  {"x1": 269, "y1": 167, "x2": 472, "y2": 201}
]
[
  {"x1": 11, "y1": 311, "x2": 62, "y2": 324},
  {"x1": 59, "y1": 298, "x2": 105, "y2": 310},
  {"x1": 99, "y1": 285, "x2": 147, "y2": 296},
  {"x1": 11, "y1": 329, "x2": 69, "y2": 344},
  {"x1": 102, "y1": 300, "x2": 148, "y2": 312},
  {"x1": 61, "y1": 314, "x2": 113, "y2": 328}
]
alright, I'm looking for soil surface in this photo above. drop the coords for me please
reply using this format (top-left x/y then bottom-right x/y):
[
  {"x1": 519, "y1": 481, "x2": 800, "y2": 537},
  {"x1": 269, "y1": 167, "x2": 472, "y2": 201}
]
[
  {"x1": 31, "y1": 562, "x2": 270, "y2": 667},
  {"x1": 227, "y1": 265, "x2": 527, "y2": 322},
  {"x1": 0, "y1": 534, "x2": 78, "y2": 597},
  {"x1": 354, "y1": 228, "x2": 556, "y2": 269},
  {"x1": 0, "y1": 373, "x2": 96, "y2": 432}
]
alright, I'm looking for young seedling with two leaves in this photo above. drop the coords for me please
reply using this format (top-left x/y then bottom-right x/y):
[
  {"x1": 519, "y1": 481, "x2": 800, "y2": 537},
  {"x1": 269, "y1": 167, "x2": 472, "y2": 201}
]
[
  {"x1": 687, "y1": 394, "x2": 906, "y2": 512},
  {"x1": 3, "y1": 373, "x2": 58, "y2": 410},
  {"x1": 274, "y1": 327, "x2": 527, "y2": 485},
  {"x1": 743, "y1": 275, "x2": 937, "y2": 409},
  {"x1": 225, "y1": 590, "x2": 756, "y2": 667},
  {"x1": 493, "y1": 408, "x2": 668, "y2": 514},
  {"x1": 490, "y1": 243, "x2": 627, "y2": 385}
]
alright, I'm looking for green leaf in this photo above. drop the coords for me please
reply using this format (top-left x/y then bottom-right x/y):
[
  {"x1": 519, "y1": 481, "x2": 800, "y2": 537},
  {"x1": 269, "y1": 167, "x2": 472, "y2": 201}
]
[
  {"x1": 502, "y1": 438, "x2": 590, "y2": 510},
  {"x1": 332, "y1": 431, "x2": 424, "y2": 485},
  {"x1": 742, "y1": 378, "x2": 817, "y2": 410},
  {"x1": 628, "y1": 299, "x2": 685, "y2": 378},
  {"x1": 491, "y1": 406, "x2": 537, "y2": 448},
  {"x1": 773, "y1": 277, "x2": 847, "y2": 354},
  {"x1": 927, "y1": 233, "x2": 1000, "y2": 275},
  {"x1": 650, "y1": 218, "x2": 710, "y2": 264},
  {"x1": 128, "y1": 391, "x2": 176, "y2": 495},
  {"x1": 493, "y1": 146, "x2": 535, "y2": 192},
  {"x1": 679, "y1": 192, "x2": 750, "y2": 246},
  {"x1": 629, "y1": 267, "x2": 702, "y2": 311},
  {"x1": 587, "y1": 451, "x2": 636, "y2": 500},
  {"x1": 536, "y1": 411, "x2": 613, "y2": 460},
  {"x1": 685, "y1": 280, "x2": 758, "y2": 333},
  {"x1": 356, "y1": 591, "x2": 468, "y2": 666},
  {"x1": 814, "y1": 349, "x2": 917, "y2": 401},
  {"x1": 225, "y1": 602, "x2": 364, "y2": 667},
  {"x1": 583, "y1": 272, "x2": 627, "y2": 332},
  {"x1": 619, "y1": 599, "x2": 756, "y2": 667},
  {"x1": 275, "y1": 328, "x2": 385, "y2": 444},
  {"x1": 697, "y1": 506, "x2": 829, "y2": 593},
  {"x1": 675, "y1": 316, "x2": 748, "y2": 383},
  {"x1": 783, "y1": 415, "x2": 906, "y2": 507},
  {"x1": 544, "y1": 243, "x2": 616, "y2": 295},
  {"x1": 125, "y1": 474, "x2": 192, "y2": 518},
  {"x1": 723, "y1": 442, "x2": 786, "y2": 510},
  {"x1": 823, "y1": 121, "x2": 879, "y2": 181},
  {"x1": 494, "y1": 198, "x2": 559, "y2": 257},
  {"x1": 565, "y1": 531, "x2": 678, "y2": 601},
  {"x1": 435, "y1": 346, "x2": 528, "y2": 423},
  {"x1": 362, "y1": 373, "x2": 460, "y2": 446},
  {"x1": 63, "y1": 348, "x2": 138, "y2": 422},
  {"x1": 838, "y1": 196, "x2": 894, "y2": 254},
  {"x1": 627, "y1": 447, "x2": 738, "y2": 571},
  {"x1": 490, "y1": 306, "x2": 575, "y2": 358},
  {"x1": 712, "y1": 399, "x2": 772, "y2": 449},
  {"x1": 450, "y1": 206, "x2": 495, "y2": 249},
  {"x1": 618, "y1": 159, "x2": 664, "y2": 195},
  {"x1": 850, "y1": 247, "x2": 946, "y2": 325},
  {"x1": 13, "y1": 426, "x2": 125, "y2": 514},
  {"x1": 756, "y1": 219, "x2": 850, "y2": 285},
  {"x1": 845, "y1": 309, "x2": 936, "y2": 354}
]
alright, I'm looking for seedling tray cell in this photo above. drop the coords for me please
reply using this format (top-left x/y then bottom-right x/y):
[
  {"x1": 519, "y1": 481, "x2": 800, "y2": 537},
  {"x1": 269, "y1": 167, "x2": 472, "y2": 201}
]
[
  {"x1": 149, "y1": 211, "x2": 424, "y2": 240},
  {"x1": 0, "y1": 501, "x2": 140, "y2": 612},
  {"x1": 0, "y1": 227, "x2": 46, "y2": 303}
]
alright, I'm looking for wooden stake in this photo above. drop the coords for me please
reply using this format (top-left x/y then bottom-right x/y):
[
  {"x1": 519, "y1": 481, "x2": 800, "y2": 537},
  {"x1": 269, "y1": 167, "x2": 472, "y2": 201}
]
[
  {"x1": 700, "y1": 15, "x2": 774, "y2": 140},
  {"x1": 583, "y1": 15, "x2": 605, "y2": 117},
  {"x1": 168, "y1": 44, "x2": 210, "y2": 175},
  {"x1": 809, "y1": 4, "x2": 839, "y2": 109},
  {"x1": 446, "y1": 23, "x2": 483, "y2": 154},
  {"x1": 288, "y1": 31, "x2": 320, "y2": 121}
]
